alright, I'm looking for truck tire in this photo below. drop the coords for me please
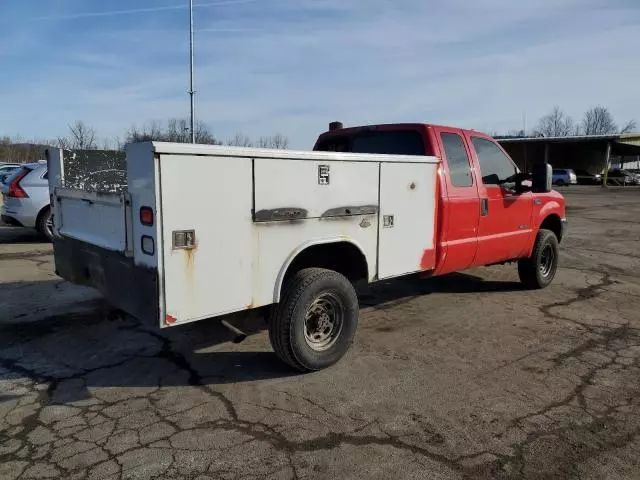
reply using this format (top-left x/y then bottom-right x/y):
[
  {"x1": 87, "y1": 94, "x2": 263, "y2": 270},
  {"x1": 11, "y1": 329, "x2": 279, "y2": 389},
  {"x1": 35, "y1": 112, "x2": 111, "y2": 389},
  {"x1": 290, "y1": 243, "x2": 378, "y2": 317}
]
[
  {"x1": 518, "y1": 229, "x2": 559, "y2": 289},
  {"x1": 269, "y1": 268, "x2": 359, "y2": 372}
]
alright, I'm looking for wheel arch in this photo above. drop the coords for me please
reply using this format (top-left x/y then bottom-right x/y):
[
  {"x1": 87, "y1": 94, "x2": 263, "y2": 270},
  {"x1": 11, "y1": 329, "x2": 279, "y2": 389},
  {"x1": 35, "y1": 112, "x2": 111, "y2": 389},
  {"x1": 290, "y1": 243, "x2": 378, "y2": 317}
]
[
  {"x1": 273, "y1": 238, "x2": 370, "y2": 303},
  {"x1": 35, "y1": 204, "x2": 52, "y2": 233},
  {"x1": 539, "y1": 213, "x2": 563, "y2": 242}
]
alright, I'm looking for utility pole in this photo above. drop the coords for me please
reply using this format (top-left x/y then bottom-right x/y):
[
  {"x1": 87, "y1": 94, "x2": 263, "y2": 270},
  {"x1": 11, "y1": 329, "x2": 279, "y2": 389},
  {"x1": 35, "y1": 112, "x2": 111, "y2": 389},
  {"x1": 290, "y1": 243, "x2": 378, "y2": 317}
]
[{"x1": 189, "y1": 0, "x2": 196, "y2": 143}]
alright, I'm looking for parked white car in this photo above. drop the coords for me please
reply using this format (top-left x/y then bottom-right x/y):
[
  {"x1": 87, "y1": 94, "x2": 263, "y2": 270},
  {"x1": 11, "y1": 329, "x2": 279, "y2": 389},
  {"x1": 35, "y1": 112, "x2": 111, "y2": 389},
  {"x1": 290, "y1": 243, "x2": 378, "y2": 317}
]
[{"x1": 0, "y1": 161, "x2": 53, "y2": 241}]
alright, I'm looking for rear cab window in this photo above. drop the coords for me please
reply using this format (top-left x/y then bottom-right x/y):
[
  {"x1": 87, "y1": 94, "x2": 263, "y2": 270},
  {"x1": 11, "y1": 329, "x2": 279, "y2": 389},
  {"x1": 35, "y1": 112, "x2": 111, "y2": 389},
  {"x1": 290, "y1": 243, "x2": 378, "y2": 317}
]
[{"x1": 315, "y1": 129, "x2": 428, "y2": 156}]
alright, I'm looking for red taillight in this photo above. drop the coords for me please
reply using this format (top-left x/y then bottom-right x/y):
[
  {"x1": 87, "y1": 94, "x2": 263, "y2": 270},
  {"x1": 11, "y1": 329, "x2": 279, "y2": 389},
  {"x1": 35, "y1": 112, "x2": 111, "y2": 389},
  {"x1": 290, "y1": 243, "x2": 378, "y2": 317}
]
[
  {"x1": 8, "y1": 169, "x2": 30, "y2": 198},
  {"x1": 140, "y1": 206, "x2": 154, "y2": 226}
]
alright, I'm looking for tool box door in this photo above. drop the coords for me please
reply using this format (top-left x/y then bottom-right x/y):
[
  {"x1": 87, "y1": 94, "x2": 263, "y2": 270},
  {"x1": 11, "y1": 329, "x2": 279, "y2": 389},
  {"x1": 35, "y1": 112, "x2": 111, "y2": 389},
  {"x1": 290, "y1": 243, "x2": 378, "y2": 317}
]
[{"x1": 378, "y1": 162, "x2": 437, "y2": 279}]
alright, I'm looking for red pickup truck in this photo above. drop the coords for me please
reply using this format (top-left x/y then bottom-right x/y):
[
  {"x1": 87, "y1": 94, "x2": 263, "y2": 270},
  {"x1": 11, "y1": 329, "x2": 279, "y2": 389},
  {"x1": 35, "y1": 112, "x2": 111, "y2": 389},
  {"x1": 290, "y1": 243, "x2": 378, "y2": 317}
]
[
  {"x1": 314, "y1": 122, "x2": 566, "y2": 289},
  {"x1": 49, "y1": 122, "x2": 565, "y2": 372}
]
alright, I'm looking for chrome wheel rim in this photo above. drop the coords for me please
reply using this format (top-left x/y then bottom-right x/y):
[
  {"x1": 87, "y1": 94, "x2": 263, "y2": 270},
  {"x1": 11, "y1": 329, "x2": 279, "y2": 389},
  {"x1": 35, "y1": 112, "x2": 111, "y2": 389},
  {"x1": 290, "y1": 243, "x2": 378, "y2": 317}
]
[
  {"x1": 539, "y1": 244, "x2": 555, "y2": 277},
  {"x1": 45, "y1": 212, "x2": 54, "y2": 239},
  {"x1": 303, "y1": 293, "x2": 343, "y2": 351}
]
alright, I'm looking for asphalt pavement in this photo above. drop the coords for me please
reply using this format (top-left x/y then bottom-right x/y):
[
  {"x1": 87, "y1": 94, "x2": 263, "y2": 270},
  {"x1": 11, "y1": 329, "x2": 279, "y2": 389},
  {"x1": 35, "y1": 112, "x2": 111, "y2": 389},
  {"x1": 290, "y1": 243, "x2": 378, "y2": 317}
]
[{"x1": 1, "y1": 187, "x2": 640, "y2": 480}]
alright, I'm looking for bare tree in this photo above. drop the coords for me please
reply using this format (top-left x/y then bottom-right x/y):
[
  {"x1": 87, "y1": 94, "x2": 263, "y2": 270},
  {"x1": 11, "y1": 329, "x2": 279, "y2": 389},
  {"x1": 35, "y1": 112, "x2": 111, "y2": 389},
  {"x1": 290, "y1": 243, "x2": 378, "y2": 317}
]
[
  {"x1": 257, "y1": 134, "x2": 290, "y2": 149},
  {"x1": 620, "y1": 119, "x2": 637, "y2": 134},
  {"x1": 580, "y1": 106, "x2": 637, "y2": 135},
  {"x1": 271, "y1": 133, "x2": 289, "y2": 149},
  {"x1": 99, "y1": 136, "x2": 124, "y2": 151},
  {"x1": 505, "y1": 129, "x2": 526, "y2": 137},
  {"x1": 535, "y1": 107, "x2": 575, "y2": 137},
  {"x1": 227, "y1": 133, "x2": 253, "y2": 147},
  {"x1": 65, "y1": 120, "x2": 97, "y2": 149},
  {"x1": 0, "y1": 136, "x2": 17, "y2": 161},
  {"x1": 0, "y1": 135, "x2": 58, "y2": 163},
  {"x1": 166, "y1": 118, "x2": 190, "y2": 143},
  {"x1": 125, "y1": 119, "x2": 221, "y2": 145},
  {"x1": 581, "y1": 106, "x2": 617, "y2": 135},
  {"x1": 126, "y1": 121, "x2": 163, "y2": 143}
]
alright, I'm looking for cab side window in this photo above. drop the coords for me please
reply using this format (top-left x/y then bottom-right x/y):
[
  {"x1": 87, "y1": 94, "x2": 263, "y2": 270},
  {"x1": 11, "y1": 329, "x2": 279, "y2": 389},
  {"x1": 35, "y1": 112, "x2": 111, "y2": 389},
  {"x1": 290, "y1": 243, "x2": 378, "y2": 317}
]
[
  {"x1": 471, "y1": 137, "x2": 517, "y2": 187},
  {"x1": 441, "y1": 133, "x2": 473, "y2": 187}
]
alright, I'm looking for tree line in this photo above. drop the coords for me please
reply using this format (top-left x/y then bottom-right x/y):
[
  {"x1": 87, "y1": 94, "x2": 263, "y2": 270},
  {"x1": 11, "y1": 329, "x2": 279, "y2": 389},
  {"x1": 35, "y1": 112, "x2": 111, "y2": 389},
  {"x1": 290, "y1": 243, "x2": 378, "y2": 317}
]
[
  {"x1": 0, "y1": 118, "x2": 290, "y2": 163},
  {"x1": 501, "y1": 105, "x2": 636, "y2": 138}
]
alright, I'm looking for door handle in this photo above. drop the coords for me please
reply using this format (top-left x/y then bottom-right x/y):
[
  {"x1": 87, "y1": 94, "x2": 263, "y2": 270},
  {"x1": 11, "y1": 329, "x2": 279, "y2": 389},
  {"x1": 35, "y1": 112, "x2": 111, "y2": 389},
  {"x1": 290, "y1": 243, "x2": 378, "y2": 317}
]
[{"x1": 481, "y1": 198, "x2": 489, "y2": 216}]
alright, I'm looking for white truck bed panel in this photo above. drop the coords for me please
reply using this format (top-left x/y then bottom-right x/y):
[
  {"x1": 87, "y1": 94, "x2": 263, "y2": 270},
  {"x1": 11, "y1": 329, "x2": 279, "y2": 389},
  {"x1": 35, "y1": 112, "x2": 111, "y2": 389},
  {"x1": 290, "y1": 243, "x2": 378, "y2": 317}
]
[
  {"x1": 378, "y1": 162, "x2": 438, "y2": 278},
  {"x1": 49, "y1": 141, "x2": 440, "y2": 329},
  {"x1": 254, "y1": 158, "x2": 379, "y2": 219},
  {"x1": 158, "y1": 154, "x2": 254, "y2": 323},
  {"x1": 250, "y1": 217, "x2": 379, "y2": 307}
]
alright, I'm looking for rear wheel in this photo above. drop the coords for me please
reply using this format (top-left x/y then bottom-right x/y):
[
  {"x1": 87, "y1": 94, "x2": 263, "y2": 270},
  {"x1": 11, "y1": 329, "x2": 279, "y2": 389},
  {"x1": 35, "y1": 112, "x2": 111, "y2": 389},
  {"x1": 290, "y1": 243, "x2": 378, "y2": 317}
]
[
  {"x1": 37, "y1": 207, "x2": 53, "y2": 242},
  {"x1": 518, "y1": 229, "x2": 559, "y2": 289},
  {"x1": 268, "y1": 268, "x2": 359, "y2": 372}
]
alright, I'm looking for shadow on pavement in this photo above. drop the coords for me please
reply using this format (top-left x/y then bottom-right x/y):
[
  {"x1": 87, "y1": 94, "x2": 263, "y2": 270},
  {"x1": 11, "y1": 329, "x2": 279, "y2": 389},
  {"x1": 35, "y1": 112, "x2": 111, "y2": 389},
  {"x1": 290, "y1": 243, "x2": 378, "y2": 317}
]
[
  {"x1": 0, "y1": 270, "x2": 522, "y2": 402},
  {"x1": 359, "y1": 271, "x2": 523, "y2": 309},
  {"x1": 0, "y1": 225, "x2": 46, "y2": 244}
]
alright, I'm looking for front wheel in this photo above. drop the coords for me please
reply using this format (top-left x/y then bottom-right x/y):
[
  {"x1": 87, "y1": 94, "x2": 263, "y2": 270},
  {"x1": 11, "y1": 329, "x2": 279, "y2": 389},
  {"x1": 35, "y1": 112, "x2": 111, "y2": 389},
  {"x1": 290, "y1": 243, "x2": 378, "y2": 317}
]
[
  {"x1": 518, "y1": 229, "x2": 559, "y2": 289},
  {"x1": 268, "y1": 268, "x2": 359, "y2": 372}
]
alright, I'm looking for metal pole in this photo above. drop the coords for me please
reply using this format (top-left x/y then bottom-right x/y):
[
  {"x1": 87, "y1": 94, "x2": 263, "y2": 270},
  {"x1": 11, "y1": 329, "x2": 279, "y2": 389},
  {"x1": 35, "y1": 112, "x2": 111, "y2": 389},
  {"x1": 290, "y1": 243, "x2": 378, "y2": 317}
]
[
  {"x1": 602, "y1": 142, "x2": 611, "y2": 187},
  {"x1": 544, "y1": 143, "x2": 549, "y2": 164},
  {"x1": 189, "y1": 0, "x2": 196, "y2": 143}
]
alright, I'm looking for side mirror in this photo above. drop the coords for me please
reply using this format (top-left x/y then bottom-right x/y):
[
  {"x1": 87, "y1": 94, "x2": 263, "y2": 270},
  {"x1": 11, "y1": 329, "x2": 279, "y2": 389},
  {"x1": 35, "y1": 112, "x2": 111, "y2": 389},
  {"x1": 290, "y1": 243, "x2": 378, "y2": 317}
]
[
  {"x1": 514, "y1": 171, "x2": 532, "y2": 193},
  {"x1": 532, "y1": 163, "x2": 552, "y2": 193}
]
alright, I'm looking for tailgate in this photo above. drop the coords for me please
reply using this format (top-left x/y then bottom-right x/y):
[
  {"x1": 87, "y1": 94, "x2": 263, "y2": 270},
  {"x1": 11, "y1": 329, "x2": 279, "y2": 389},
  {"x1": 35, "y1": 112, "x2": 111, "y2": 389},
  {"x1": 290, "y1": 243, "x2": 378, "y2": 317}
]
[
  {"x1": 54, "y1": 188, "x2": 131, "y2": 253},
  {"x1": 48, "y1": 145, "x2": 160, "y2": 324}
]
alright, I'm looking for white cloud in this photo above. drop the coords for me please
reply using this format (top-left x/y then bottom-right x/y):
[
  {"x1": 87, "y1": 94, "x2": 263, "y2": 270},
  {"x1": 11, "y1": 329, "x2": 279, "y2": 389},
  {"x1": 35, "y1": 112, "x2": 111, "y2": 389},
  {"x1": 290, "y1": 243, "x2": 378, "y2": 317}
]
[
  {"x1": 28, "y1": 0, "x2": 261, "y2": 22},
  {"x1": 0, "y1": 0, "x2": 638, "y2": 147}
]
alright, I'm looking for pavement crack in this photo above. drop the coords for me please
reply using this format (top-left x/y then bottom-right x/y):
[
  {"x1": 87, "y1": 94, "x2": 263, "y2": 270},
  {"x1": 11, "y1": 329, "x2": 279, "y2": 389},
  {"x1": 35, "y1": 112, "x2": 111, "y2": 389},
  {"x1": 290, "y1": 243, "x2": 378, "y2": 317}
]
[
  {"x1": 120, "y1": 323, "x2": 240, "y2": 422},
  {"x1": 539, "y1": 273, "x2": 616, "y2": 330},
  {"x1": 195, "y1": 416, "x2": 465, "y2": 474}
]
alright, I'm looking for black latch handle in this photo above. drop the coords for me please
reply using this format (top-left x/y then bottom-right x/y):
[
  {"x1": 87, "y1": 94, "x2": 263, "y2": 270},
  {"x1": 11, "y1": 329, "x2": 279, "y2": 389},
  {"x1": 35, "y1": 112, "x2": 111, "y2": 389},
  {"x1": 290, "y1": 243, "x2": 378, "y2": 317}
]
[{"x1": 481, "y1": 198, "x2": 489, "y2": 216}]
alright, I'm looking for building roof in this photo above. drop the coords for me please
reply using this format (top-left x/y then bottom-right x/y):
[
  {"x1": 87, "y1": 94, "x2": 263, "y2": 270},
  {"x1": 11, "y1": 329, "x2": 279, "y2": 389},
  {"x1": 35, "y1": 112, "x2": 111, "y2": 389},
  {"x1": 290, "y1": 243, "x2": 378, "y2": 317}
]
[
  {"x1": 497, "y1": 133, "x2": 640, "y2": 156},
  {"x1": 497, "y1": 133, "x2": 640, "y2": 143}
]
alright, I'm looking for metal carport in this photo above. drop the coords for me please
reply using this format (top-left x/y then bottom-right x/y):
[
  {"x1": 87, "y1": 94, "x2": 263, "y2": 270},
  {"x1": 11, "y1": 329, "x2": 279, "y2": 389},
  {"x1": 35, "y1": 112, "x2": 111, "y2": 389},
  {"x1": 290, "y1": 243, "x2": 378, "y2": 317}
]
[{"x1": 497, "y1": 134, "x2": 640, "y2": 184}]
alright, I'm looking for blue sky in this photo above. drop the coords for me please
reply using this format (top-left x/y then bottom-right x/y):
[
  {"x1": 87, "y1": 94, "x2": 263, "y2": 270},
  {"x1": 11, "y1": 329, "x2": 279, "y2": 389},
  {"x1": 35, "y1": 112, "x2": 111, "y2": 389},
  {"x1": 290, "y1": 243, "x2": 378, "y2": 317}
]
[{"x1": 1, "y1": 0, "x2": 639, "y2": 148}]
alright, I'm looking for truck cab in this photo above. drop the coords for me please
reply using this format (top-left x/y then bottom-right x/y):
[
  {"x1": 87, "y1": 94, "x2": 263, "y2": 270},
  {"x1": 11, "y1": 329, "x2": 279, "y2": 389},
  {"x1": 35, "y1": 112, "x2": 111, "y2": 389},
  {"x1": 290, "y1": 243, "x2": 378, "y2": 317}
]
[{"x1": 314, "y1": 122, "x2": 566, "y2": 280}]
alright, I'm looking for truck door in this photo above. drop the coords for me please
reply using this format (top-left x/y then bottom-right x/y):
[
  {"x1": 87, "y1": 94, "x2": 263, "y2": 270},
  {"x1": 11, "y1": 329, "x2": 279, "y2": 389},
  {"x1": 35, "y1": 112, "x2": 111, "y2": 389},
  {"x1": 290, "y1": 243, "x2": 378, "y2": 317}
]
[
  {"x1": 465, "y1": 134, "x2": 534, "y2": 266},
  {"x1": 434, "y1": 128, "x2": 480, "y2": 274}
]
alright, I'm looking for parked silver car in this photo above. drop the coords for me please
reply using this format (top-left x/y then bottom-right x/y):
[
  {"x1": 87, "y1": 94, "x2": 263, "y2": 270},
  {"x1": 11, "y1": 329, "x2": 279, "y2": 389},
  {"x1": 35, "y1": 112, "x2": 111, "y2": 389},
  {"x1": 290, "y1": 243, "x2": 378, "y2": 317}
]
[
  {"x1": 0, "y1": 161, "x2": 53, "y2": 241},
  {"x1": 552, "y1": 168, "x2": 578, "y2": 186},
  {"x1": 0, "y1": 163, "x2": 21, "y2": 184}
]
